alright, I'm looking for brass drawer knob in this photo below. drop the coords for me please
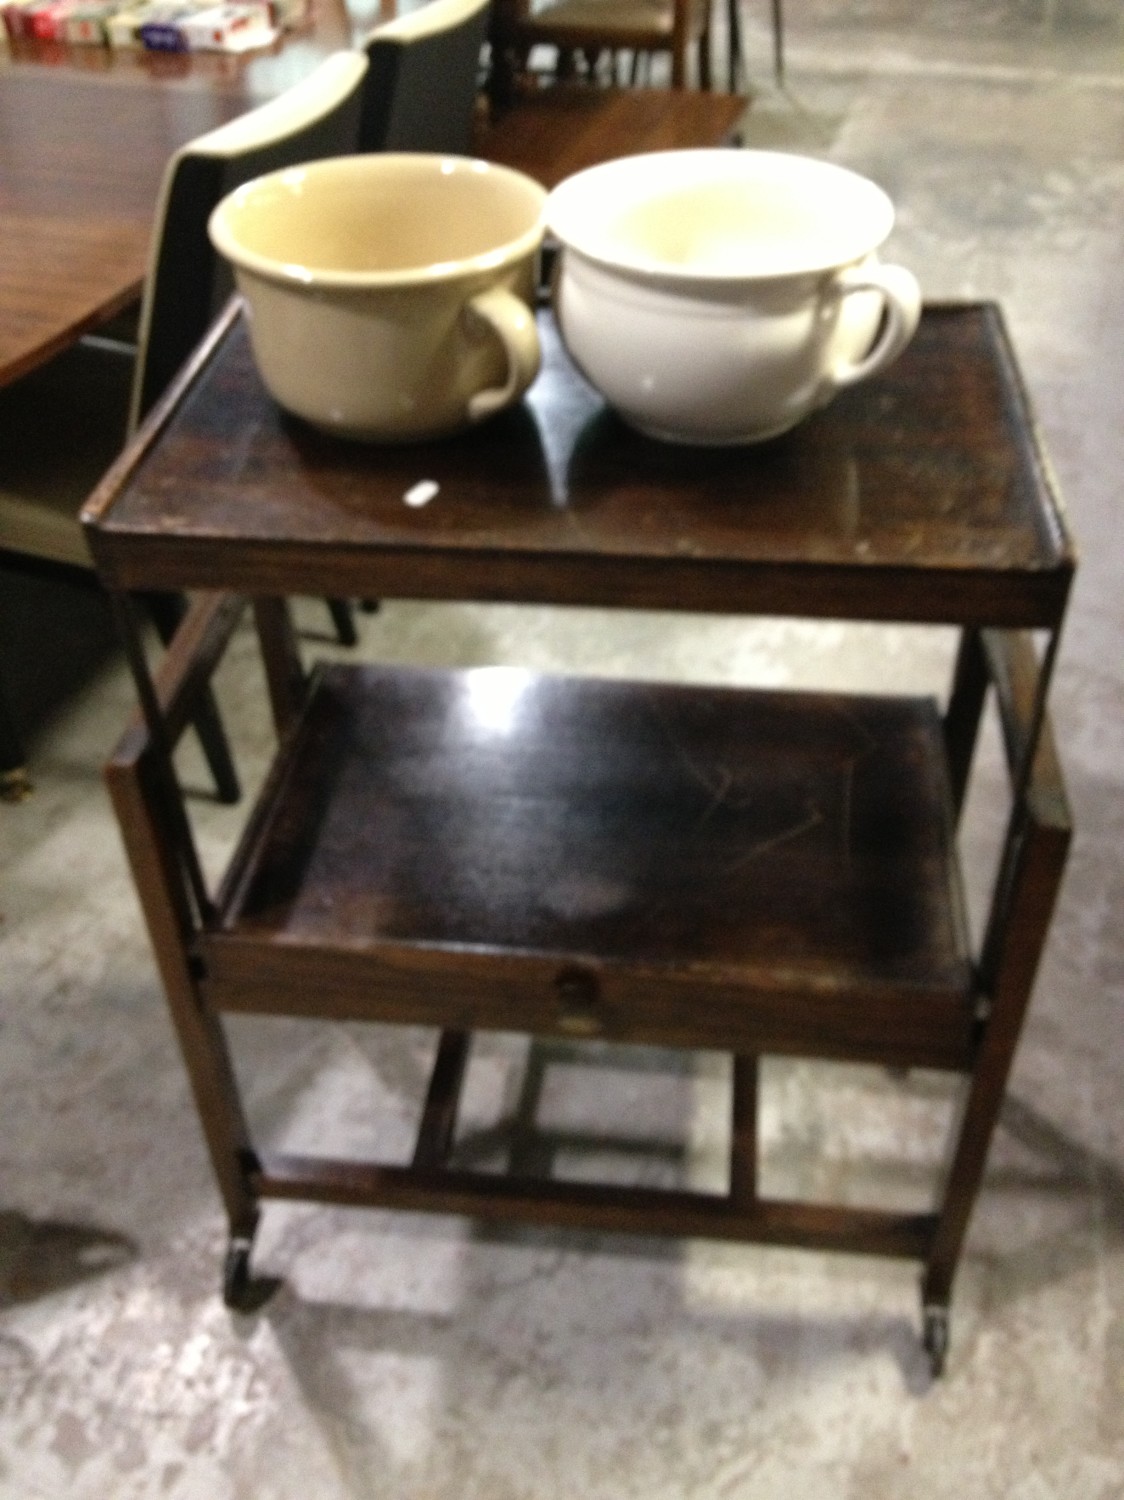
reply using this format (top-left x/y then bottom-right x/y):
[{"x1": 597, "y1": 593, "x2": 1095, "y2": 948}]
[{"x1": 554, "y1": 966, "x2": 603, "y2": 1036}]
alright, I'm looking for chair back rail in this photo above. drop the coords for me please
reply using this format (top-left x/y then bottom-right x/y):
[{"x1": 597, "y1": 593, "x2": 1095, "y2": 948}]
[
  {"x1": 359, "y1": 0, "x2": 492, "y2": 154},
  {"x1": 129, "y1": 51, "x2": 369, "y2": 433}
]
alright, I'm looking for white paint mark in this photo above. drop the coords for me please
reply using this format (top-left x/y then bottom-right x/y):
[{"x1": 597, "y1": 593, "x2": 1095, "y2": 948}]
[{"x1": 404, "y1": 479, "x2": 439, "y2": 508}]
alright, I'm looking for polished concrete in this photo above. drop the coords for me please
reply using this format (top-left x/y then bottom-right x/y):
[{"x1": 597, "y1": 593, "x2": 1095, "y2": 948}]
[{"x1": 2, "y1": 3, "x2": 1123, "y2": 1494}]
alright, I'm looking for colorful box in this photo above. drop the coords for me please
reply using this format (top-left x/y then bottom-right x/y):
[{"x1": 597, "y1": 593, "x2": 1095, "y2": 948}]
[
  {"x1": 59, "y1": 0, "x2": 123, "y2": 41},
  {"x1": 178, "y1": 1, "x2": 273, "y2": 50}
]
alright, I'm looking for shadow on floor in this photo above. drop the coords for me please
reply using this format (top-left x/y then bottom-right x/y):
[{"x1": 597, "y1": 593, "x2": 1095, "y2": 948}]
[
  {"x1": 0, "y1": 1209, "x2": 136, "y2": 1305},
  {"x1": 0, "y1": 562, "x2": 121, "y2": 756}
]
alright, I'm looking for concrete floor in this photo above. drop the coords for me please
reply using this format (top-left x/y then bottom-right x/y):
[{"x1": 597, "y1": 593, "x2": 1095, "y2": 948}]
[{"x1": 2, "y1": 3, "x2": 1123, "y2": 1495}]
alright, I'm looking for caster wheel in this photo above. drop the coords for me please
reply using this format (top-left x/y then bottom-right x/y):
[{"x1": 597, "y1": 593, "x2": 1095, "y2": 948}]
[
  {"x1": 222, "y1": 1239, "x2": 254, "y2": 1311},
  {"x1": 923, "y1": 1305, "x2": 950, "y2": 1378},
  {"x1": 0, "y1": 767, "x2": 33, "y2": 803}
]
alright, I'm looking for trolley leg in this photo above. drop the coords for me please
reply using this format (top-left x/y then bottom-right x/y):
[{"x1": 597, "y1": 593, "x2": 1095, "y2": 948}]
[
  {"x1": 0, "y1": 672, "x2": 32, "y2": 801},
  {"x1": 922, "y1": 1299, "x2": 951, "y2": 1378},
  {"x1": 223, "y1": 1229, "x2": 263, "y2": 1312}
]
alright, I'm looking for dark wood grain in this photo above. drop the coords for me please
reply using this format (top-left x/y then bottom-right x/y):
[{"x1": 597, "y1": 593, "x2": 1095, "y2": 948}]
[
  {"x1": 86, "y1": 303, "x2": 1075, "y2": 626},
  {"x1": 254, "y1": 1150, "x2": 939, "y2": 1257},
  {"x1": 411, "y1": 1030, "x2": 472, "y2": 1168},
  {"x1": 942, "y1": 626, "x2": 990, "y2": 819},
  {"x1": 104, "y1": 723, "x2": 260, "y2": 1238},
  {"x1": 923, "y1": 751, "x2": 1071, "y2": 1306},
  {"x1": 199, "y1": 660, "x2": 975, "y2": 1068},
  {"x1": 730, "y1": 1055, "x2": 758, "y2": 1204}
]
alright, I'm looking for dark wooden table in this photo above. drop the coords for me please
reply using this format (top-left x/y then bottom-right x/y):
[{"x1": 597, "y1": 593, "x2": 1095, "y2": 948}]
[
  {"x1": 0, "y1": 0, "x2": 371, "y2": 386},
  {"x1": 84, "y1": 299, "x2": 1074, "y2": 1376}
]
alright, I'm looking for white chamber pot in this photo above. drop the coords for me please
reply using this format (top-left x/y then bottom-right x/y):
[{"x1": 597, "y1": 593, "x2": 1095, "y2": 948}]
[{"x1": 545, "y1": 149, "x2": 922, "y2": 446}]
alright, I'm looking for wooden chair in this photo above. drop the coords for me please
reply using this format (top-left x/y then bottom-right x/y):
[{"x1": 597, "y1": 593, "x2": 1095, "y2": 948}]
[
  {"x1": 722, "y1": 0, "x2": 786, "y2": 90},
  {"x1": 497, "y1": 0, "x2": 714, "y2": 92},
  {"x1": 358, "y1": 0, "x2": 493, "y2": 154},
  {"x1": 0, "y1": 51, "x2": 368, "y2": 798}
]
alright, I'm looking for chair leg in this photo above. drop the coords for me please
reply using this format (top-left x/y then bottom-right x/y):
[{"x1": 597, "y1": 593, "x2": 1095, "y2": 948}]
[
  {"x1": 0, "y1": 670, "x2": 32, "y2": 802},
  {"x1": 327, "y1": 598, "x2": 359, "y2": 647},
  {"x1": 726, "y1": 0, "x2": 743, "y2": 90},
  {"x1": 772, "y1": 0, "x2": 785, "y2": 82},
  {"x1": 698, "y1": 21, "x2": 713, "y2": 88},
  {"x1": 143, "y1": 592, "x2": 240, "y2": 805}
]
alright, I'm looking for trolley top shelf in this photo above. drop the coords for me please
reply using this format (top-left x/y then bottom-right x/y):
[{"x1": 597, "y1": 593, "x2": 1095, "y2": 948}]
[{"x1": 84, "y1": 300, "x2": 1075, "y2": 628}]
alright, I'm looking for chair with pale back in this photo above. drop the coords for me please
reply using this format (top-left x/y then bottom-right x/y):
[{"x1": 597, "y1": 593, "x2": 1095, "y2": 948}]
[
  {"x1": 130, "y1": 49, "x2": 368, "y2": 431},
  {"x1": 0, "y1": 50, "x2": 369, "y2": 800},
  {"x1": 358, "y1": 0, "x2": 493, "y2": 154}
]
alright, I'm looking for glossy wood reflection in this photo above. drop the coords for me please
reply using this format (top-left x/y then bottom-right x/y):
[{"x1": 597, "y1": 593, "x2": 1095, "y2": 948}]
[
  {"x1": 88, "y1": 302, "x2": 1074, "y2": 625},
  {"x1": 204, "y1": 662, "x2": 974, "y2": 1066}
]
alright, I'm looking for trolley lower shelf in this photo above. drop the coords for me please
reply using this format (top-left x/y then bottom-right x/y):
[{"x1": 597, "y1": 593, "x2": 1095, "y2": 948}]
[{"x1": 203, "y1": 662, "x2": 976, "y2": 1072}]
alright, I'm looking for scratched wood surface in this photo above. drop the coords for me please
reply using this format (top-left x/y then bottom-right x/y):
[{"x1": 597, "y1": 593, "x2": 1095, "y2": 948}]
[
  {"x1": 202, "y1": 661, "x2": 976, "y2": 1068},
  {"x1": 87, "y1": 301, "x2": 1075, "y2": 627}
]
